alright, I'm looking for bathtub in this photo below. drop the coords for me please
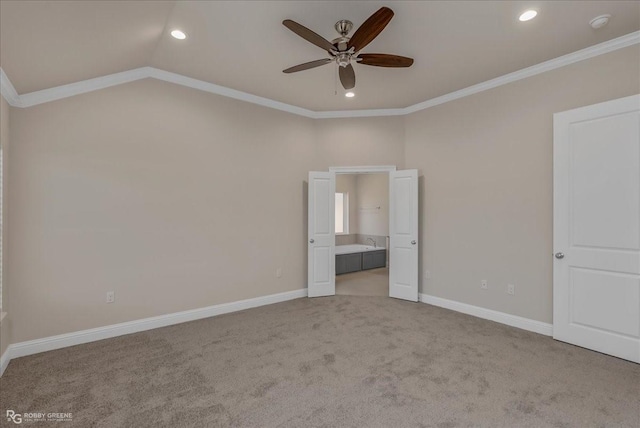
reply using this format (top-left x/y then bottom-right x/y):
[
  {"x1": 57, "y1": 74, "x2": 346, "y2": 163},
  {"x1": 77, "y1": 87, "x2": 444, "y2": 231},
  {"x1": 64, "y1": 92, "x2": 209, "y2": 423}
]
[
  {"x1": 335, "y1": 244, "x2": 380, "y2": 255},
  {"x1": 335, "y1": 244, "x2": 387, "y2": 274}
]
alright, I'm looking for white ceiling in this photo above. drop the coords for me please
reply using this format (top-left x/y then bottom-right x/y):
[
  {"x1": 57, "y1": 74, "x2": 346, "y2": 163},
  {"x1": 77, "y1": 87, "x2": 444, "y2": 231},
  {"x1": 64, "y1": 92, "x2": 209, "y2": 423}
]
[{"x1": 1, "y1": 1, "x2": 639, "y2": 111}]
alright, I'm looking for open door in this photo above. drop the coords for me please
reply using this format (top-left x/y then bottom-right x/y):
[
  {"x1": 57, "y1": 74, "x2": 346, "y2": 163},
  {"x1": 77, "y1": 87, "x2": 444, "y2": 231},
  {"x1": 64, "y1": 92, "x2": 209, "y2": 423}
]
[
  {"x1": 308, "y1": 171, "x2": 336, "y2": 297},
  {"x1": 389, "y1": 169, "x2": 419, "y2": 301}
]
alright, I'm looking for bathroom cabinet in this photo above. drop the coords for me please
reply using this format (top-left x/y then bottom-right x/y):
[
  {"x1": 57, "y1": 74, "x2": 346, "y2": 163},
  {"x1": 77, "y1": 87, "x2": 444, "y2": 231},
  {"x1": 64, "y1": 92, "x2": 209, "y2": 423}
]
[
  {"x1": 336, "y1": 249, "x2": 386, "y2": 275},
  {"x1": 362, "y1": 250, "x2": 386, "y2": 270},
  {"x1": 336, "y1": 253, "x2": 362, "y2": 275}
]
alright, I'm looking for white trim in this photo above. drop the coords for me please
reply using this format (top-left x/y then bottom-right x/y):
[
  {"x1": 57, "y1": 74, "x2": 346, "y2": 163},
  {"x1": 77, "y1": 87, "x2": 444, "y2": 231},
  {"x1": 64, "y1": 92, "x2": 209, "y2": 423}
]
[
  {"x1": 329, "y1": 165, "x2": 396, "y2": 174},
  {"x1": 0, "y1": 290, "x2": 553, "y2": 377},
  {"x1": 18, "y1": 67, "x2": 151, "y2": 108},
  {"x1": 0, "y1": 68, "x2": 21, "y2": 107},
  {"x1": 0, "y1": 347, "x2": 9, "y2": 377},
  {"x1": 314, "y1": 108, "x2": 405, "y2": 119},
  {"x1": 404, "y1": 31, "x2": 640, "y2": 115},
  {"x1": 0, "y1": 288, "x2": 306, "y2": 375},
  {"x1": 419, "y1": 293, "x2": 553, "y2": 336},
  {"x1": 0, "y1": 31, "x2": 637, "y2": 116},
  {"x1": 147, "y1": 68, "x2": 316, "y2": 118}
]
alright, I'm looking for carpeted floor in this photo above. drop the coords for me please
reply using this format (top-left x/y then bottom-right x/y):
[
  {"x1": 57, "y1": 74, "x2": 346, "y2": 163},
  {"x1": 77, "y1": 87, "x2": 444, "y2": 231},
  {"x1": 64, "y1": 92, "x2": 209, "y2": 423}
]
[
  {"x1": 1, "y1": 296, "x2": 638, "y2": 427},
  {"x1": 336, "y1": 267, "x2": 389, "y2": 296}
]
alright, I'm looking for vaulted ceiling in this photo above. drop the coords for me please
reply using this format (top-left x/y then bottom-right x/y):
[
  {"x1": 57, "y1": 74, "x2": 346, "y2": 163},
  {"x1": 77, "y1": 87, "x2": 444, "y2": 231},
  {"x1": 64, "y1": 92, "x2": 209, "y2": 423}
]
[{"x1": 1, "y1": 1, "x2": 639, "y2": 111}]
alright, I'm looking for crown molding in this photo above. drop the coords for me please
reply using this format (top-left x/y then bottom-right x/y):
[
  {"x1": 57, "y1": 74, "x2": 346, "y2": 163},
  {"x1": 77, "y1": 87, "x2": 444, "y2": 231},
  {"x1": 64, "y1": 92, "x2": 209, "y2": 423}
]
[
  {"x1": 147, "y1": 68, "x2": 316, "y2": 118},
  {"x1": 0, "y1": 68, "x2": 21, "y2": 107},
  {"x1": 404, "y1": 30, "x2": 640, "y2": 115},
  {"x1": 314, "y1": 108, "x2": 405, "y2": 119},
  {"x1": 18, "y1": 67, "x2": 150, "y2": 108},
  {"x1": 1, "y1": 30, "x2": 638, "y2": 117}
]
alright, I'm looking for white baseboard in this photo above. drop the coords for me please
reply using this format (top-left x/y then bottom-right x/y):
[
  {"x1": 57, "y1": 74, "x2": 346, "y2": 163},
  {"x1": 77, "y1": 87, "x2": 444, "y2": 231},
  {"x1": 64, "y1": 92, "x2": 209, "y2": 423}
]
[
  {"x1": 1, "y1": 289, "x2": 552, "y2": 377},
  {"x1": 0, "y1": 347, "x2": 9, "y2": 377},
  {"x1": 419, "y1": 293, "x2": 553, "y2": 336},
  {"x1": 1, "y1": 288, "x2": 307, "y2": 374}
]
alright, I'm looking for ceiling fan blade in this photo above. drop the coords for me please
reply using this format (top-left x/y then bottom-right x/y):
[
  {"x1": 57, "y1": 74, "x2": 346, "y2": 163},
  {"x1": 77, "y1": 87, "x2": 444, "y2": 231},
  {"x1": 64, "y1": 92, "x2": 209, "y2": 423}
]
[
  {"x1": 283, "y1": 58, "x2": 332, "y2": 73},
  {"x1": 358, "y1": 53, "x2": 414, "y2": 67},
  {"x1": 283, "y1": 19, "x2": 335, "y2": 52},
  {"x1": 347, "y1": 7, "x2": 394, "y2": 52},
  {"x1": 339, "y1": 64, "x2": 356, "y2": 90}
]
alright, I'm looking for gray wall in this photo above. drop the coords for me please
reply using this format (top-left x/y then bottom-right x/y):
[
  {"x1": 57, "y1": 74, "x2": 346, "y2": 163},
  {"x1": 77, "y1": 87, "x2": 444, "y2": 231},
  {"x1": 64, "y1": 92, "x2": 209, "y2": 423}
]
[
  {"x1": 2, "y1": 44, "x2": 638, "y2": 348},
  {"x1": 356, "y1": 173, "x2": 389, "y2": 237},
  {"x1": 404, "y1": 46, "x2": 640, "y2": 323},
  {"x1": 5, "y1": 83, "x2": 405, "y2": 344},
  {"x1": 7, "y1": 80, "x2": 319, "y2": 343}
]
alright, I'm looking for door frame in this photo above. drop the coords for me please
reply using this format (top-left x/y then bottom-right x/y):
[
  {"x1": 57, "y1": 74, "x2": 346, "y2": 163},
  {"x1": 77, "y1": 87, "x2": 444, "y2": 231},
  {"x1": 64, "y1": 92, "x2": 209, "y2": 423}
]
[
  {"x1": 329, "y1": 165, "x2": 397, "y2": 294},
  {"x1": 329, "y1": 165, "x2": 397, "y2": 175}
]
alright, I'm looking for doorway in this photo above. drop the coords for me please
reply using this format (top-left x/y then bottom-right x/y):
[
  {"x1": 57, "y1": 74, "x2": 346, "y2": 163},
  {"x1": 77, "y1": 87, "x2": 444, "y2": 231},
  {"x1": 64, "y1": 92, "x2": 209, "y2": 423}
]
[
  {"x1": 334, "y1": 172, "x2": 389, "y2": 296},
  {"x1": 307, "y1": 166, "x2": 419, "y2": 302}
]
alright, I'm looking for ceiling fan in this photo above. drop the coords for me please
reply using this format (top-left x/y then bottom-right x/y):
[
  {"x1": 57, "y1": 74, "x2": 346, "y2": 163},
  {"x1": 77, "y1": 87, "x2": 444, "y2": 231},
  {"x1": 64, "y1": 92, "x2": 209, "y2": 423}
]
[{"x1": 282, "y1": 7, "x2": 413, "y2": 91}]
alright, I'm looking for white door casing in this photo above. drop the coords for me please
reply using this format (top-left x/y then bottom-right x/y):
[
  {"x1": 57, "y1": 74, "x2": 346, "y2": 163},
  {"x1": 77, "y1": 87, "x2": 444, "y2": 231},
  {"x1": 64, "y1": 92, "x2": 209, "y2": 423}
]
[
  {"x1": 308, "y1": 171, "x2": 336, "y2": 297},
  {"x1": 389, "y1": 169, "x2": 419, "y2": 302},
  {"x1": 553, "y1": 94, "x2": 640, "y2": 363}
]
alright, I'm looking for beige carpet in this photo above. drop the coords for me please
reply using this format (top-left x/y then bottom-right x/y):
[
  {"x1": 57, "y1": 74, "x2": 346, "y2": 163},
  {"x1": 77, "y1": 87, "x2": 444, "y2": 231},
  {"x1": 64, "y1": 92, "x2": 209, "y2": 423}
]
[
  {"x1": 336, "y1": 267, "x2": 389, "y2": 296},
  {"x1": 1, "y1": 296, "x2": 638, "y2": 427}
]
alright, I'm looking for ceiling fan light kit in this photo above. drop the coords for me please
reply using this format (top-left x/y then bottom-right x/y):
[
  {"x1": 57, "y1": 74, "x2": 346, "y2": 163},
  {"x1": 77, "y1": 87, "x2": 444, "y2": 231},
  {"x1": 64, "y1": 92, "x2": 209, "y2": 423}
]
[{"x1": 282, "y1": 7, "x2": 414, "y2": 92}]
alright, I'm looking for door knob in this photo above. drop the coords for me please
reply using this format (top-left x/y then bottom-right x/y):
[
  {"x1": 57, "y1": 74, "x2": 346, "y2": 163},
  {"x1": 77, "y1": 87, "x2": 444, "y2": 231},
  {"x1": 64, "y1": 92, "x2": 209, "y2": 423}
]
[
  {"x1": 309, "y1": 239, "x2": 315, "y2": 243},
  {"x1": 411, "y1": 240, "x2": 417, "y2": 245},
  {"x1": 555, "y1": 252, "x2": 564, "y2": 259}
]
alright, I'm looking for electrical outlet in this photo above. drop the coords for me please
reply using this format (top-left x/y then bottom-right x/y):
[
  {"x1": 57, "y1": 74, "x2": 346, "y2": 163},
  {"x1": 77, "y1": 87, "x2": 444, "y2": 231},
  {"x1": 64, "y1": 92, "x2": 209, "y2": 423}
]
[
  {"x1": 507, "y1": 284, "x2": 515, "y2": 295},
  {"x1": 276, "y1": 268, "x2": 282, "y2": 278},
  {"x1": 424, "y1": 270, "x2": 431, "y2": 279},
  {"x1": 106, "y1": 291, "x2": 115, "y2": 303},
  {"x1": 481, "y1": 280, "x2": 488, "y2": 290}
]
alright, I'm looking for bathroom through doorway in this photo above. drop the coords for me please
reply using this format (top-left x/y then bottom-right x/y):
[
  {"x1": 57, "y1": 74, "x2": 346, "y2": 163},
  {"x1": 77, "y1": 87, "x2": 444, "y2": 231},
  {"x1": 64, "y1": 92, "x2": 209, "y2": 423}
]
[
  {"x1": 307, "y1": 166, "x2": 419, "y2": 302},
  {"x1": 334, "y1": 172, "x2": 389, "y2": 296}
]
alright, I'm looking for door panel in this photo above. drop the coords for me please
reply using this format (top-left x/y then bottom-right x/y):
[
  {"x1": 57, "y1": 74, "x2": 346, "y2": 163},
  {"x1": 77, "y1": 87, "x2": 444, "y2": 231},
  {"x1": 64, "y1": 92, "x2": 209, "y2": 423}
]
[
  {"x1": 312, "y1": 247, "x2": 331, "y2": 284},
  {"x1": 570, "y1": 268, "x2": 640, "y2": 337},
  {"x1": 553, "y1": 94, "x2": 640, "y2": 363},
  {"x1": 308, "y1": 172, "x2": 335, "y2": 297},
  {"x1": 389, "y1": 170, "x2": 418, "y2": 302},
  {"x1": 570, "y1": 112, "x2": 640, "y2": 250}
]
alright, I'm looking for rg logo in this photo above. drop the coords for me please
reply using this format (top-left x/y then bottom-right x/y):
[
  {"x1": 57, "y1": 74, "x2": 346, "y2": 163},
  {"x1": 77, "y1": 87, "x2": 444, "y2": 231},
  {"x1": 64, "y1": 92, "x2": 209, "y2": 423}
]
[{"x1": 6, "y1": 410, "x2": 22, "y2": 424}]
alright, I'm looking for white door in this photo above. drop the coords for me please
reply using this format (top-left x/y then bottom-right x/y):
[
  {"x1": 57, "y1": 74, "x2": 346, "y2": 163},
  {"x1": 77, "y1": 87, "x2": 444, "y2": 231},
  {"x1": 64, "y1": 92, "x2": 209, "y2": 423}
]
[
  {"x1": 389, "y1": 169, "x2": 419, "y2": 302},
  {"x1": 308, "y1": 171, "x2": 335, "y2": 297},
  {"x1": 553, "y1": 94, "x2": 640, "y2": 363}
]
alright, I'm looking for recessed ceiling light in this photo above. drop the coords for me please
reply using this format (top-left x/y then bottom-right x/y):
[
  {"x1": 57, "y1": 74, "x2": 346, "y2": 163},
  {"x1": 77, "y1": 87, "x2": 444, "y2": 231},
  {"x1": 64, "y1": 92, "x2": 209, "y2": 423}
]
[
  {"x1": 171, "y1": 30, "x2": 187, "y2": 40},
  {"x1": 519, "y1": 10, "x2": 538, "y2": 22},
  {"x1": 345, "y1": 92, "x2": 355, "y2": 98},
  {"x1": 590, "y1": 14, "x2": 611, "y2": 29}
]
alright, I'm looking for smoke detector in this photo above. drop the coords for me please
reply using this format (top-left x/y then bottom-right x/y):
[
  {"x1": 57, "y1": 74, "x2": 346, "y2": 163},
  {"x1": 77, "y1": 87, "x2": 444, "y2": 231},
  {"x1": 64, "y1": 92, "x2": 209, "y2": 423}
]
[{"x1": 590, "y1": 14, "x2": 611, "y2": 29}]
